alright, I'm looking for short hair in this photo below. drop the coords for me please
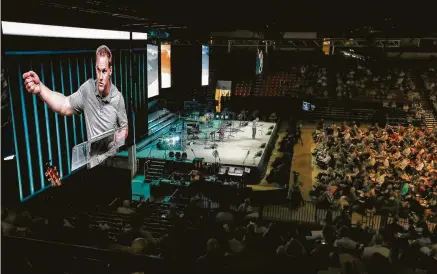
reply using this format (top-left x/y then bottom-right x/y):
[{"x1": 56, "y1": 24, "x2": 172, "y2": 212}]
[
  {"x1": 373, "y1": 234, "x2": 384, "y2": 245},
  {"x1": 123, "y1": 200, "x2": 130, "y2": 208},
  {"x1": 206, "y1": 238, "x2": 219, "y2": 252},
  {"x1": 131, "y1": 238, "x2": 148, "y2": 254},
  {"x1": 96, "y1": 45, "x2": 112, "y2": 67}
]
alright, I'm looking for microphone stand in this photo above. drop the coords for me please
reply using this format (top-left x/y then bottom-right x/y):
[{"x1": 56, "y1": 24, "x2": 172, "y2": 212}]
[
  {"x1": 191, "y1": 148, "x2": 196, "y2": 158},
  {"x1": 241, "y1": 151, "x2": 250, "y2": 188},
  {"x1": 242, "y1": 150, "x2": 250, "y2": 167}
]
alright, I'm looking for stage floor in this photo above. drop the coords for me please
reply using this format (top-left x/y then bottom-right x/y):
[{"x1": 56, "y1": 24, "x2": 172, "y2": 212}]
[{"x1": 136, "y1": 120, "x2": 277, "y2": 168}]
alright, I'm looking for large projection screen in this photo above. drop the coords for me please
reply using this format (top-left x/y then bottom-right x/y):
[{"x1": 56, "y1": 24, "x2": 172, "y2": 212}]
[
  {"x1": 201, "y1": 45, "x2": 209, "y2": 86},
  {"x1": 160, "y1": 44, "x2": 171, "y2": 88},
  {"x1": 147, "y1": 44, "x2": 159, "y2": 98},
  {"x1": 256, "y1": 48, "x2": 264, "y2": 75}
]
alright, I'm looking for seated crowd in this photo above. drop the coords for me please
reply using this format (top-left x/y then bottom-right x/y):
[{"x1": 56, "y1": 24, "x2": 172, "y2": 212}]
[
  {"x1": 3, "y1": 195, "x2": 437, "y2": 273},
  {"x1": 312, "y1": 120, "x2": 437, "y2": 224},
  {"x1": 336, "y1": 64, "x2": 418, "y2": 102},
  {"x1": 422, "y1": 67, "x2": 437, "y2": 115},
  {"x1": 336, "y1": 63, "x2": 430, "y2": 124}
]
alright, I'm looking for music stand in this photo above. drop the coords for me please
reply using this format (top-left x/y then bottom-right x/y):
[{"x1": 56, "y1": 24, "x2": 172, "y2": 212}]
[
  {"x1": 228, "y1": 121, "x2": 235, "y2": 138},
  {"x1": 258, "y1": 124, "x2": 265, "y2": 136}
]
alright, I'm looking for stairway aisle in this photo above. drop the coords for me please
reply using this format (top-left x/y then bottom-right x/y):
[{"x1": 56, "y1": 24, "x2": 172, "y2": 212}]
[
  {"x1": 204, "y1": 69, "x2": 218, "y2": 112},
  {"x1": 144, "y1": 159, "x2": 166, "y2": 183},
  {"x1": 419, "y1": 93, "x2": 437, "y2": 129},
  {"x1": 251, "y1": 74, "x2": 264, "y2": 96}
]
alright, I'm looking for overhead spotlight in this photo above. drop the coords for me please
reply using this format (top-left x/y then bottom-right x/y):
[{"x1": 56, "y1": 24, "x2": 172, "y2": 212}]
[
  {"x1": 269, "y1": 126, "x2": 274, "y2": 130},
  {"x1": 169, "y1": 151, "x2": 175, "y2": 158},
  {"x1": 260, "y1": 143, "x2": 266, "y2": 148},
  {"x1": 267, "y1": 131, "x2": 272, "y2": 135}
]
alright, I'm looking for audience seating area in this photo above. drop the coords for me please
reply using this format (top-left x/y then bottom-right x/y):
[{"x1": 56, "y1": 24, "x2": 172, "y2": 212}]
[
  {"x1": 4, "y1": 55, "x2": 437, "y2": 273},
  {"x1": 233, "y1": 65, "x2": 328, "y2": 98},
  {"x1": 234, "y1": 80, "x2": 252, "y2": 96},
  {"x1": 423, "y1": 67, "x2": 437, "y2": 126},
  {"x1": 3, "y1": 194, "x2": 437, "y2": 273},
  {"x1": 312, "y1": 121, "x2": 437, "y2": 225},
  {"x1": 255, "y1": 71, "x2": 303, "y2": 97}
]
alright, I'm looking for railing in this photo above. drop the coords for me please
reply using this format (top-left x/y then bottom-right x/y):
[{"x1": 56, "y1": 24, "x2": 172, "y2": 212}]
[
  {"x1": 3, "y1": 236, "x2": 163, "y2": 273},
  {"x1": 260, "y1": 200, "x2": 436, "y2": 231},
  {"x1": 143, "y1": 159, "x2": 151, "y2": 178}
]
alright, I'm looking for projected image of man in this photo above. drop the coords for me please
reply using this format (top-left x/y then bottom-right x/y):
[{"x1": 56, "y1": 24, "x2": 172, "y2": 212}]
[
  {"x1": 23, "y1": 45, "x2": 128, "y2": 168},
  {"x1": 22, "y1": 45, "x2": 128, "y2": 142}
]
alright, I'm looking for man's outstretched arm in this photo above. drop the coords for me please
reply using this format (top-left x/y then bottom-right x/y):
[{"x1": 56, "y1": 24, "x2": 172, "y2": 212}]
[
  {"x1": 38, "y1": 83, "x2": 74, "y2": 116},
  {"x1": 23, "y1": 71, "x2": 74, "y2": 116}
]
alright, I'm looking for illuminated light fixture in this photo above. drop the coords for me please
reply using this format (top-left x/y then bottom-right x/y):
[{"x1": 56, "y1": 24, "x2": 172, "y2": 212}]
[
  {"x1": 1, "y1": 21, "x2": 133, "y2": 40},
  {"x1": 132, "y1": 32, "x2": 148, "y2": 40},
  {"x1": 3, "y1": 155, "x2": 15, "y2": 161}
]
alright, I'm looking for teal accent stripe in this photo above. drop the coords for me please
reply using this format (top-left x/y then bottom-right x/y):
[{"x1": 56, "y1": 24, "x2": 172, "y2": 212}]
[
  {"x1": 76, "y1": 58, "x2": 85, "y2": 142},
  {"x1": 8, "y1": 75, "x2": 24, "y2": 201},
  {"x1": 119, "y1": 50, "x2": 122, "y2": 101},
  {"x1": 138, "y1": 53, "x2": 141, "y2": 108},
  {"x1": 30, "y1": 63, "x2": 45, "y2": 189},
  {"x1": 143, "y1": 53, "x2": 146, "y2": 105},
  {"x1": 131, "y1": 54, "x2": 138, "y2": 109},
  {"x1": 124, "y1": 54, "x2": 128, "y2": 113},
  {"x1": 18, "y1": 65, "x2": 35, "y2": 194},
  {"x1": 21, "y1": 185, "x2": 51, "y2": 202},
  {"x1": 90, "y1": 57, "x2": 94, "y2": 79},
  {"x1": 68, "y1": 59, "x2": 77, "y2": 146},
  {"x1": 59, "y1": 61, "x2": 71, "y2": 172},
  {"x1": 83, "y1": 57, "x2": 88, "y2": 141},
  {"x1": 40, "y1": 61, "x2": 53, "y2": 182},
  {"x1": 50, "y1": 61, "x2": 63, "y2": 178},
  {"x1": 113, "y1": 53, "x2": 117, "y2": 87},
  {"x1": 130, "y1": 53, "x2": 133, "y2": 110},
  {"x1": 83, "y1": 57, "x2": 88, "y2": 81}
]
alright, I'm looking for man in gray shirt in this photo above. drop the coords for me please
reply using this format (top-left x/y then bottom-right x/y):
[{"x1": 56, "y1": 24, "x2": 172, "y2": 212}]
[{"x1": 22, "y1": 45, "x2": 128, "y2": 166}]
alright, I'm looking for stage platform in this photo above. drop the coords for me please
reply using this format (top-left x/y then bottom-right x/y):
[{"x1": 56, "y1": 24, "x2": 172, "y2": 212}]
[{"x1": 130, "y1": 120, "x2": 278, "y2": 170}]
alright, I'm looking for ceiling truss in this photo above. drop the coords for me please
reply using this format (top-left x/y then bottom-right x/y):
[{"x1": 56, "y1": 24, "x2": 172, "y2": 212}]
[{"x1": 219, "y1": 39, "x2": 401, "y2": 47}]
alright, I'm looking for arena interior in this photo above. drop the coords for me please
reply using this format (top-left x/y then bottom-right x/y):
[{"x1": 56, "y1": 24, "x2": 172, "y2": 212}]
[{"x1": 2, "y1": 2, "x2": 437, "y2": 273}]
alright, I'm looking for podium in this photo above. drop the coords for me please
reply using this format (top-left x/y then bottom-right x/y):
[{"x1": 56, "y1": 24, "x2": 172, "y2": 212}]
[{"x1": 71, "y1": 126, "x2": 128, "y2": 171}]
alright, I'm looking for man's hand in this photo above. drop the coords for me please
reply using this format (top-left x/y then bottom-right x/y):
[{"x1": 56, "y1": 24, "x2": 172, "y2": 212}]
[{"x1": 22, "y1": 71, "x2": 42, "y2": 95}]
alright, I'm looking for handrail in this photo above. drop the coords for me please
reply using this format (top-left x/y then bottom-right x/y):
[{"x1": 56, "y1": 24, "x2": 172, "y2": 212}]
[
  {"x1": 108, "y1": 197, "x2": 119, "y2": 208},
  {"x1": 143, "y1": 159, "x2": 151, "y2": 178},
  {"x1": 260, "y1": 200, "x2": 437, "y2": 231}
]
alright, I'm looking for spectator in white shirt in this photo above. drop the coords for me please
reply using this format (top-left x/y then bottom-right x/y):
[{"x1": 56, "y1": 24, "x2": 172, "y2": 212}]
[
  {"x1": 362, "y1": 234, "x2": 390, "y2": 263},
  {"x1": 334, "y1": 226, "x2": 360, "y2": 252},
  {"x1": 117, "y1": 200, "x2": 136, "y2": 215}
]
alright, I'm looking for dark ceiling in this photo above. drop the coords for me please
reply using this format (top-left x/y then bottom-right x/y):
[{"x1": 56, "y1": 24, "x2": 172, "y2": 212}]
[{"x1": 3, "y1": 0, "x2": 437, "y2": 38}]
